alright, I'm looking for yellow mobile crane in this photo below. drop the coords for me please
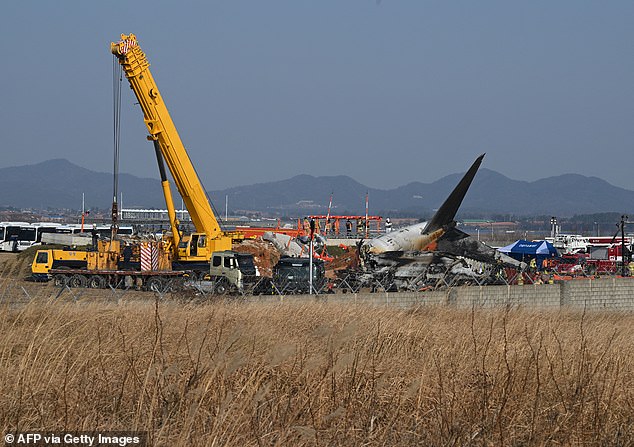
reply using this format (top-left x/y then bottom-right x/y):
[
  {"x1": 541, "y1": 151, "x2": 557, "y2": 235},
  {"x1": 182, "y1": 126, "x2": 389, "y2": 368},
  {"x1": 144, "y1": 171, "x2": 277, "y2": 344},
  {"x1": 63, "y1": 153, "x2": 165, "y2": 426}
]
[{"x1": 111, "y1": 34, "x2": 232, "y2": 270}]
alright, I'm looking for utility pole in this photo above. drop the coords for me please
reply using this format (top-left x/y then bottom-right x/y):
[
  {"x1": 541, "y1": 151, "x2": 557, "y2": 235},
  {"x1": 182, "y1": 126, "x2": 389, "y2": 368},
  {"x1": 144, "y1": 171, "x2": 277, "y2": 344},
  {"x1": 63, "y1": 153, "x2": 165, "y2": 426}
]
[
  {"x1": 364, "y1": 192, "x2": 369, "y2": 238},
  {"x1": 81, "y1": 193, "x2": 86, "y2": 233},
  {"x1": 309, "y1": 219, "x2": 315, "y2": 295},
  {"x1": 620, "y1": 215, "x2": 625, "y2": 276}
]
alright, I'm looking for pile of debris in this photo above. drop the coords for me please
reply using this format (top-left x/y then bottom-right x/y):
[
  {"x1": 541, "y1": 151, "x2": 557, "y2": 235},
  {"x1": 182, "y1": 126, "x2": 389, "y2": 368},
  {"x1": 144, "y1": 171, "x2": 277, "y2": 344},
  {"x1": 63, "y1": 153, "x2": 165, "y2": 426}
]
[
  {"x1": 234, "y1": 238, "x2": 280, "y2": 278},
  {"x1": 325, "y1": 246, "x2": 358, "y2": 278}
]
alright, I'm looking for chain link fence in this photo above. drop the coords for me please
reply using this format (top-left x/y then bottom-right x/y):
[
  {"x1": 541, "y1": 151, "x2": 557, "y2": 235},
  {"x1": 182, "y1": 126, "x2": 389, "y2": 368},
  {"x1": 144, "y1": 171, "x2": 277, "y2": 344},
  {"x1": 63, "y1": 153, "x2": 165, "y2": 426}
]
[{"x1": 4, "y1": 260, "x2": 634, "y2": 304}]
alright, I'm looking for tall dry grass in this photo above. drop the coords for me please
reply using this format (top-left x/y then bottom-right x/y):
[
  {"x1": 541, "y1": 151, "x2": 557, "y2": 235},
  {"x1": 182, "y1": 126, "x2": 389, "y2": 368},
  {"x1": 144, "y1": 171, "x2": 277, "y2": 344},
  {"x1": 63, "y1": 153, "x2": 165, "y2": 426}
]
[{"x1": 0, "y1": 297, "x2": 633, "y2": 446}]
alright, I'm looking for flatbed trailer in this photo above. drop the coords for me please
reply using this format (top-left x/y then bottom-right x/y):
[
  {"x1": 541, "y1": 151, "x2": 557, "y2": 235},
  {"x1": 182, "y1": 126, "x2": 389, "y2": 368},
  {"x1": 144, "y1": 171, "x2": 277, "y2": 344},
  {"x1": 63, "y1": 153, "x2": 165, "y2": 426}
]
[{"x1": 46, "y1": 268, "x2": 188, "y2": 291}]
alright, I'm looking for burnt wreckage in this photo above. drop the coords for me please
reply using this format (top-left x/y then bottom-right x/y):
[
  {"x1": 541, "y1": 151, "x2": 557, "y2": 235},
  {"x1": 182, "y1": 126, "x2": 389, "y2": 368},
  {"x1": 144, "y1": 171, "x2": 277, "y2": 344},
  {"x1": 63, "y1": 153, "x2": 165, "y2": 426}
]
[{"x1": 337, "y1": 154, "x2": 526, "y2": 292}]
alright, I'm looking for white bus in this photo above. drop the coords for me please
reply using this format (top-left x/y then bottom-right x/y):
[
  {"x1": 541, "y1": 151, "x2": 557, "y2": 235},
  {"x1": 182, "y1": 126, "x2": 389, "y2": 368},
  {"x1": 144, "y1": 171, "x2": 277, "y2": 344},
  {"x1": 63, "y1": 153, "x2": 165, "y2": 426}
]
[
  {"x1": 0, "y1": 222, "x2": 30, "y2": 251},
  {"x1": 0, "y1": 222, "x2": 63, "y2": 252},
  {"x1": 25, "y1": 223, "x2": 63, "y2": 250},
  {"x1": 55, "y1": 224, "x2": 133, "y2": 238},
  {"x1": 55, "y1": 224, "x2": 89, "y2": 235},
  {"x1": 1, "y1": 222, "x2": 134, "y2": 251}
]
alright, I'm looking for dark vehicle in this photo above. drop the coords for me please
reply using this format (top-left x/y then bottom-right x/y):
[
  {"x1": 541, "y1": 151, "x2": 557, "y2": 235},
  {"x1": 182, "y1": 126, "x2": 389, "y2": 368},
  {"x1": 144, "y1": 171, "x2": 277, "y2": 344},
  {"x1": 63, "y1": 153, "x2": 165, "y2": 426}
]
[{"x1": 272, "y1": 257, "x2": 326, "y2": 294}]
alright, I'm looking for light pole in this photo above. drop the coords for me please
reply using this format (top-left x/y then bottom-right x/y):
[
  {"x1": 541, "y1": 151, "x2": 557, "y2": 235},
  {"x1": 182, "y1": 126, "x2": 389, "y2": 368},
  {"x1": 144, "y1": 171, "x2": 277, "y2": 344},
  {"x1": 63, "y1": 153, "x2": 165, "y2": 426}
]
[
  {"x1": 550, "y1": 217, "x2": 557, "y2": 239},
  {"x1": 621, "y1": 215, "x2": 628, "y2": 277},
  {"x1": 309, "y1": 219, "x2": 315, "y2": 295}
]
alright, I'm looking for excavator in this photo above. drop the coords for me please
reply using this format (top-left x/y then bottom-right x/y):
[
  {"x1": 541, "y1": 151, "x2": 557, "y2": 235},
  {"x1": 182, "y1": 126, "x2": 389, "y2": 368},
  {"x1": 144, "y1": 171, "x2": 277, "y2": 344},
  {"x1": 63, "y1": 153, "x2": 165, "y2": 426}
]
[{"x1": 111, "y1": 34, "x2": 233, "y2": 275}]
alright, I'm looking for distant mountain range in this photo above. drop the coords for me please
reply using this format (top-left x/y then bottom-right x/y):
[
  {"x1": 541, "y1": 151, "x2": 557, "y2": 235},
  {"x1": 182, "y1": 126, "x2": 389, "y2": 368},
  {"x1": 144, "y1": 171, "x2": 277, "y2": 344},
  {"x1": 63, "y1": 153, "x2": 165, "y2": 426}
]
[
  {"x1": 1, "y1": 159, "x2": 633, "y2": 217},
  {"x1": 0, "y1": 159, "x2": 164, "y2": 211}
]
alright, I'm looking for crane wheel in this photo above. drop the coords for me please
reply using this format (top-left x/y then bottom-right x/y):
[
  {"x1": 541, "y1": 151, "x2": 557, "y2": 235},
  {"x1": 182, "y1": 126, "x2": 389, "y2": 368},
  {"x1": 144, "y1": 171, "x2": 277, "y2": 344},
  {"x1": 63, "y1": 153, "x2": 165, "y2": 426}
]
[
  {"x1": 53, "y1": 274, "x2": 68, "y2": 287},
  {"x1": 146, "y1": 277, "x2": 164, "y2": 292},
  {"x1": 88, "y1": 275, "x2": 107, "y2": 289},
  {"x1": 68, "y1": 274, "x2": 88, "y2": 288}
]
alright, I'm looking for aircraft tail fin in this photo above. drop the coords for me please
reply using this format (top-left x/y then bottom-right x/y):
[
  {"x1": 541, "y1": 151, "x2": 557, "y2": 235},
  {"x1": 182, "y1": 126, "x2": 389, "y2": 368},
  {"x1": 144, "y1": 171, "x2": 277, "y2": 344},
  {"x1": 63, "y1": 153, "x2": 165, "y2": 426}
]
[{"x1": 423, "y1": 153, "x2": 485, "y2": 234}]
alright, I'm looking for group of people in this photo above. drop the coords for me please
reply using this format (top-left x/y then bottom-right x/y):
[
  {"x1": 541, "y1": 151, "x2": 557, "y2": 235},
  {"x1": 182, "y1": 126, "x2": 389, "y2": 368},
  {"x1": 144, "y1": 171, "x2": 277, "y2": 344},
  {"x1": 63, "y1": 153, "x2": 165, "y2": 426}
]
[
  {"x1": 342, "y1": 217, "x2": 392, "y2": 236},
  {"x1": 303, "y1": 217, "x2": 394, "y2": 238},
  {"x1": 528, "y1": 256, "x2": 556, "y2": 272}
]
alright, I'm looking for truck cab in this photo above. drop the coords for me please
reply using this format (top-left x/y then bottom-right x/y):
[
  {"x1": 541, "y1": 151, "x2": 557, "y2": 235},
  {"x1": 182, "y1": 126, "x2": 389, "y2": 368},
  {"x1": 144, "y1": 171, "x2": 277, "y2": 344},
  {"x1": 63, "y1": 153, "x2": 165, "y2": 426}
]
[
  {"x1": 177, "y1": 233, "x2": 210, "y2": 260},
  {"x1": 207, "y1": 250, "x2": 257, "y2": 294},
  {"x1": 31, "y1": 248, "x2": 90, "y2": 281}
]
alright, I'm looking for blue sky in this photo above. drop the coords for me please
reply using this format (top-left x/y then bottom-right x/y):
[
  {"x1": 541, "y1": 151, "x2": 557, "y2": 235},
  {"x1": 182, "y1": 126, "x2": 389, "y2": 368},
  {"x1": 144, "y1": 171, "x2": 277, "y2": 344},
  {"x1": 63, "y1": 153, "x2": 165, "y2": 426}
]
[{"x1": 1, "y1": 1, "x2": 633, "y2": 191}]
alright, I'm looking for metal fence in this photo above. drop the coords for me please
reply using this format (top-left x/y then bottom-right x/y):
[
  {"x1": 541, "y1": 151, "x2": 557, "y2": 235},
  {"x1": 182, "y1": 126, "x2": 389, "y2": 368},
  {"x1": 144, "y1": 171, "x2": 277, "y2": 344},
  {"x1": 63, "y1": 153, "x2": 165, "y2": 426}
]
[{"x1": 3, "y1": 263, "x2": 634, "y2": 304}]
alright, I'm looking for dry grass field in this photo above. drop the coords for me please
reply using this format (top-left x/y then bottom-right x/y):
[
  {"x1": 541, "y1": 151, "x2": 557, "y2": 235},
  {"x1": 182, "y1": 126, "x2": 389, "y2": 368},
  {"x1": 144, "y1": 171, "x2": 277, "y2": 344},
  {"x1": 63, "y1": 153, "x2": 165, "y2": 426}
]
[{"x1": 1, "y1": 294, "x2": 633, "y2": 446}]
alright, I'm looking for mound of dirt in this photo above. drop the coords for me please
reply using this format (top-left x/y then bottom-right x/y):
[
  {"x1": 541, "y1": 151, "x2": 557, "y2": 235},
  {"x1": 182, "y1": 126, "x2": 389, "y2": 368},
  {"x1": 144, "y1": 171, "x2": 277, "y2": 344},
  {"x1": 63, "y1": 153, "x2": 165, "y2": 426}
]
[{"x1": 0, "y1": 246, "x2": 43, "y2": 280}]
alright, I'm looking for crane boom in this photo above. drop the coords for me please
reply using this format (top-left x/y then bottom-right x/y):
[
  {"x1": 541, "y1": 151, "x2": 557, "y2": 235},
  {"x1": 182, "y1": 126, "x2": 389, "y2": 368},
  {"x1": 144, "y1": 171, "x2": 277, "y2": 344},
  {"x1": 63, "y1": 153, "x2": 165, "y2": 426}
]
[{"x1": 111, "y1": 34, "x2": 231, "y2": 260}]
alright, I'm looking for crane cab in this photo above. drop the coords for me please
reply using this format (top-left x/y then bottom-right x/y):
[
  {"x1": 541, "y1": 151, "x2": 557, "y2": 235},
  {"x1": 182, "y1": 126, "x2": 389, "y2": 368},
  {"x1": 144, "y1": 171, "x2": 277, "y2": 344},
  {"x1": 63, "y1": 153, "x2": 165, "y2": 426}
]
[{"x1": 177, "y1": 232, "x2": 232, "y2": 261}]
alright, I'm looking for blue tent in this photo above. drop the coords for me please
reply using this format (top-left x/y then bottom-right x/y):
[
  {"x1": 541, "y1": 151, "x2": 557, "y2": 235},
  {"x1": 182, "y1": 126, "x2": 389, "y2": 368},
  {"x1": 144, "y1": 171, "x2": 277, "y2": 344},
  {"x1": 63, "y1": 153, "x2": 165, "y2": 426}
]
[{"x1": 498, "y1": 240, "x2": 558, "y2": 264}]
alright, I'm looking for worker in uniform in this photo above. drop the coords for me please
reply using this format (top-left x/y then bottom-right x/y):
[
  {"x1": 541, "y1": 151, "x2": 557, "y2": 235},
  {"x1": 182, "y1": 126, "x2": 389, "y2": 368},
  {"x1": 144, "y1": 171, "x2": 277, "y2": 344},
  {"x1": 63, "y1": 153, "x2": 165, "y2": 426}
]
[
  {"x1": 91, "y1": 224, "x2": 99, "y2": 251},
  {"x1": 10, "y1": 235, "x2": 18, "y2": 253},
  {"x1": 529, "y1": 257, "x2": 537, "y2": 273},
  {"x1": 122, "y1": 243, "x2": 133, "y2": 270},
  {"x1": 385, "y1": 217, "x2": 392, "y2": 233}
]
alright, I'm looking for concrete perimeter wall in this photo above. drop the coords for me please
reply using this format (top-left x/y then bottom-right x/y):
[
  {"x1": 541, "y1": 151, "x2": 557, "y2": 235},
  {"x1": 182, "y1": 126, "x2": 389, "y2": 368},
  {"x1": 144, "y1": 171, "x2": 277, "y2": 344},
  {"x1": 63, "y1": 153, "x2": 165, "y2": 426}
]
[{"x1": 253, "y1": 278, "x2": 634, "y2": 311}]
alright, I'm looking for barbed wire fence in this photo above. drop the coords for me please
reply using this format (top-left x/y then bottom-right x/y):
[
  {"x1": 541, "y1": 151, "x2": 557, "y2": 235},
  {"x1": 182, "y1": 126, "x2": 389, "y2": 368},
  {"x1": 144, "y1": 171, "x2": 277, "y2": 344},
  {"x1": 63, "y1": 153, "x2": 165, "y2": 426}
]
[{"x1": 3, "y1": 261, "x2": 634, "y2": 304}]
